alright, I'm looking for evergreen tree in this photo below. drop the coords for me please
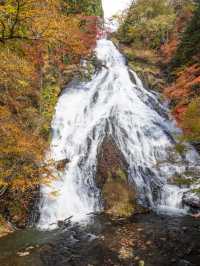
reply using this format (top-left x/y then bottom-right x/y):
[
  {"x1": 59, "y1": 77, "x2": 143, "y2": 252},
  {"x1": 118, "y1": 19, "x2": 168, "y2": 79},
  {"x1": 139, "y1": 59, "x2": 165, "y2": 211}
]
[{"x1": 172, "y1": 2, "x2": 200, "y2": 68}]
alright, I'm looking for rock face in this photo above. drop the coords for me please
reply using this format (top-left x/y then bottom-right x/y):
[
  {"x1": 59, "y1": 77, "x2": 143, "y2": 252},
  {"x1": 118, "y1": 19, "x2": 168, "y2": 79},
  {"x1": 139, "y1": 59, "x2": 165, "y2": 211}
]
[
  {"x1": 96, "y1": 136, "x2": 137, "y2": 218},
  {"x1": 55, "y1": 159, "x2": 70, "y2": 172},
  {"x1": 178, "y1": 260, "x2": 193, "y2": 266},
  {"x1": 183, "y1": 191, "x2": 200, "y2": 211}
]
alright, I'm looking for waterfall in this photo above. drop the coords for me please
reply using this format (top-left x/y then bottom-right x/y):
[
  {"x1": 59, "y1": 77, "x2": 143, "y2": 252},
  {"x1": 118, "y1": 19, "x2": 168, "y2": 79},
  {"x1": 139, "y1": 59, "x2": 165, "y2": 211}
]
[{"x1": 38, "y1": 39, "x2": 200, "y2": 230}]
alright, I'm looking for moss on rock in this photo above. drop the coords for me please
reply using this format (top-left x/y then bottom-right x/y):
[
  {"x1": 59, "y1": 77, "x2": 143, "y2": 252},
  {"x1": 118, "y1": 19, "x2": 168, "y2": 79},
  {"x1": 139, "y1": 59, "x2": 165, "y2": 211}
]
[
  {"x1": 112, "y1": 37, "x2": 165, "y2": 92},
  {"x1": 102, "y1": 178, "x2": 136, "y2": 218},
  {"x1": 96, "y1": 137, "x2": 137, "y2": 218}
]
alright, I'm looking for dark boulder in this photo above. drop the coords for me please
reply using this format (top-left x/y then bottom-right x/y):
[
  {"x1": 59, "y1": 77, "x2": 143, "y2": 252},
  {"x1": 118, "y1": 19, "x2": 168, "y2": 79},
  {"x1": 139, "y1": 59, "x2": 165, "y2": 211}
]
[
  {"x1": 178, "y1": 259, "x2": 193, "y2": 266},
  {"x1": 55, "y1": 158, "x2": 70, "y2": 171},
  {"x1": 96, "y1": 136, "x2": 128, "y2": 189},
  {"x1": 96, "y1": 136, "x2": 143, "y2": 218},
  {"x1": 183, "y1": 191, "x2": 200, "y2": 210}
]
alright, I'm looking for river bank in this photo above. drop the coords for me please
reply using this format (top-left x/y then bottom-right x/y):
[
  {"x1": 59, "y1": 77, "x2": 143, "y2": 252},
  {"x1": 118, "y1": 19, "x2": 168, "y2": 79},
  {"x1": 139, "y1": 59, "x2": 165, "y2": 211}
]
[{"x1": 0, "y1": 213, "x2": 200, "y2": 266}]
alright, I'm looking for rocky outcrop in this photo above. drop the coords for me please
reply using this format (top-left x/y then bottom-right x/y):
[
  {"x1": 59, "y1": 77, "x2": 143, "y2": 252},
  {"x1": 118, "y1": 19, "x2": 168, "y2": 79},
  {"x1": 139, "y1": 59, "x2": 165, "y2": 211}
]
[
  {"x1": 96, "y1": 136, "x2": 142, "y2": 218},
  {"x1": 55, "y1": 159, "x2": 70, "y2": 172},
  {"x1": 183, "y1": 191, "x2": 200, "y2": 211},
  {"x1": 111, "y1": 38, "x2": 165, "y2": 92}
]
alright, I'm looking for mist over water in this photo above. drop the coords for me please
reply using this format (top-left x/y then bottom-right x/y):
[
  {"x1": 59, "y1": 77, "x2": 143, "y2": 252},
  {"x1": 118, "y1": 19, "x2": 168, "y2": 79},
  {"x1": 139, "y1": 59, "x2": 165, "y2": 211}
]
[
  {"x1": 38, "y1": 39, "x2": 200, "y2": 230},
  {"x1": 102, "y1": 0, "x2": 131, "y2": 30}
]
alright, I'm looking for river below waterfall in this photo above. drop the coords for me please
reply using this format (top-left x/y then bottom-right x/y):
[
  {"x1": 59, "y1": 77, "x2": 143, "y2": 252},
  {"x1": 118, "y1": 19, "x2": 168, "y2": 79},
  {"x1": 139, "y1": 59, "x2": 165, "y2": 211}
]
[{"x1": 0, "y1": 213, "x2": 200, "y2": 266}]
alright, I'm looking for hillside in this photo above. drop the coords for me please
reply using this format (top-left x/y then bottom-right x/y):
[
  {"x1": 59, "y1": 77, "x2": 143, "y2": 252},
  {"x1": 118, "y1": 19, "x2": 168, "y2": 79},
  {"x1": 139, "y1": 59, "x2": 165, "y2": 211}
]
[
  {"x1": 115, "y1": 0, "x2": 200, "y2": 147},
  {"x1": 0, "y1": 0, "x2": 102, "y2": 232}
]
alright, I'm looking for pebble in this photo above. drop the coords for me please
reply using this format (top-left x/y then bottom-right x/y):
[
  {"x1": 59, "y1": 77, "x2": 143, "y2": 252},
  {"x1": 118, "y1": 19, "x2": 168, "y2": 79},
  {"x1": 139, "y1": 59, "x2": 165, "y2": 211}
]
[
  {"x1": 17, "y1": 251, "x2": 30, "y2": 257},
  {"x1": 160, "y1": 237, "x2": 167, "y2": 241},
  {"x1": 146, "y1": 241, "x2": 152, "y2": 245},
  {"x1": 134, "y1": 256, "x2": 140, "y2": 261},
  {"x1": 178, "y1": 259, "x2": 192, "y2": 266},
  {"x1": 26, "y1": 246, "x2": 34, "y2": 251}
]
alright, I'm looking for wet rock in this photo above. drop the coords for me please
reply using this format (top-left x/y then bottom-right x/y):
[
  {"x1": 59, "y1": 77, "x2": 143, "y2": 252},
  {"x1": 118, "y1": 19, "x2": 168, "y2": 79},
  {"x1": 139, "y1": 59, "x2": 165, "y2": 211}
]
[
  {"x1": 102, "y1": 181, "x2": 136, "y2": 217},
  {"x1": 192, "y1": 213, "x2": 200, "y2": 218},
  {"x1": 181, "y1": 226, "x2": 188, "y2": 232},
  {"x1": 26, "y1": 246, "x2": 35, "y2": 251},
  {"x1": 183, "y1": 191, "x2": 200, "y2": 210},
  {"x1": 96, "y1": 136, "x2": 128, "y2": 189},
  {"x1": 134, "y1": 205, "x2": 151, "y2": 215},
  {"x1": 146, "y1": 241, "x2": 152, "y2": 246},
  {"x1": 56, "y1": 158, "x2": 70, "y2": 171},
  {"x1": 178, "y1": 259, "x2": 193, "y2": 266},
  {"x1": 17, "y1": 251, "x2": 30, "y2": 257},
  {"x1": 96, "y1": 136, "x2": 138, "y2": 218},
  {"x1": 160, "y1": 237, "x2": 167, "y2": 242},
  {"x1": 171, "y1": 258, "x2": 177, "y2": 263},
  {"x1": 57, "y1": 216, "x2": 72, "y2": 228},
  {"x1": 1, "y1": 213, "x2": 200, "y2": 266},
  {"x1": 185, "y1": 245, "x2": 193, "y2": 255}
]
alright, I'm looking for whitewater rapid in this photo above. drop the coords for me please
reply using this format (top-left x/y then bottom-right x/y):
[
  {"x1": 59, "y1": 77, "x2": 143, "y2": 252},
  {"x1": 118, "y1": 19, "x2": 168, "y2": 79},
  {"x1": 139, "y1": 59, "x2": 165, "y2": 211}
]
[{"x1": 38, "y1": 39, "x2": 199, "y2": 230}]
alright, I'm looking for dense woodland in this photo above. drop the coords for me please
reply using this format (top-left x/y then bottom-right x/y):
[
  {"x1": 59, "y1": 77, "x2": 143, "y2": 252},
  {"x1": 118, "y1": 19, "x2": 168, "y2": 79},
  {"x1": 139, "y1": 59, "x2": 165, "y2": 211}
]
[
  {"x1": 0, "y1": 0, "x2": 102, "y2": 231},
  {"x1": 116, "y1": 0, "x2": 200, "y2": 145}
]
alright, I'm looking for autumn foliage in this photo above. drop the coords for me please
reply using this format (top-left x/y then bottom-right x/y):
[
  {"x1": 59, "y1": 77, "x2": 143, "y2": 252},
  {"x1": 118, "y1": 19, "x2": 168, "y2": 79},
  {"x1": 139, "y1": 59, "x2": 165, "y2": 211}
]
[
  {"x1": 117, "y1": 0, "x2": 200, "y2": 144},
  {"x1": 165, "y1": 64, "x2": 200, "y2": 123},
  {"x1": 163, "y1": 2, "x2": 200, "y2": 142},
  {"x1": 160, "y1": 0, "x2": 195, "y2": 64},
  {"x1": 0, "y1": 0, "x2": 101, "y2": 224}
]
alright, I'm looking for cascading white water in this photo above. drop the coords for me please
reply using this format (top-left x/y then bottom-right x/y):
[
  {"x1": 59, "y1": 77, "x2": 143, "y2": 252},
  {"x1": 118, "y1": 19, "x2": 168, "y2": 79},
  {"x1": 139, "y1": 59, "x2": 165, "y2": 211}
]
[{"x1": 38, "y1": 39, "x2": 200, "y2": 230}]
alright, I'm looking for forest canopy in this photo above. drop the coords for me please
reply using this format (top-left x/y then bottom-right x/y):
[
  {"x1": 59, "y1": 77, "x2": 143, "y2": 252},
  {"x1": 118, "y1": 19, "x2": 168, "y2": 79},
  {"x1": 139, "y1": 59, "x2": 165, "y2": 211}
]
[
  {"x1": 0, "y1": 0, "x2": 102, "y2": 225},
  {"x1": 117, "y1": 0, "x2": 200, "y2": 144},
  {"x1": 117, "y1": 0, "x2": 176, "y2": 49}
]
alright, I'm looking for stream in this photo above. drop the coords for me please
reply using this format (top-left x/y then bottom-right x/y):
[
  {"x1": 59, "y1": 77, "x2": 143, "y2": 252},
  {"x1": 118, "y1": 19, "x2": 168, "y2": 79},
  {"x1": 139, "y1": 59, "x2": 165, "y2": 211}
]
[{"x1": 0, "y1": 213, "x2": 200, "y2": 265}]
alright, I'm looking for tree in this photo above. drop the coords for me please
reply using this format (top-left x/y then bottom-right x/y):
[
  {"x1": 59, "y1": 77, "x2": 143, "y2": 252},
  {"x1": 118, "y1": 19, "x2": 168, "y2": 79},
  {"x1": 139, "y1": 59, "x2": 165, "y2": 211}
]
[
  {"x1": 0, "y1": 0, "x2": 100, "y2": 191},
  {"x1": 172, "y1": 1, "x2": 200, "y2": 68},
  {"x1": 117, "y1": 0, "x2": 176, "y2": 49},
  {"x1": 0, "y1": 0, "x2": 101, "y2": 225},
  {"x1": 63, "y1": 0, "x2": 103, "y2": 16}
]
